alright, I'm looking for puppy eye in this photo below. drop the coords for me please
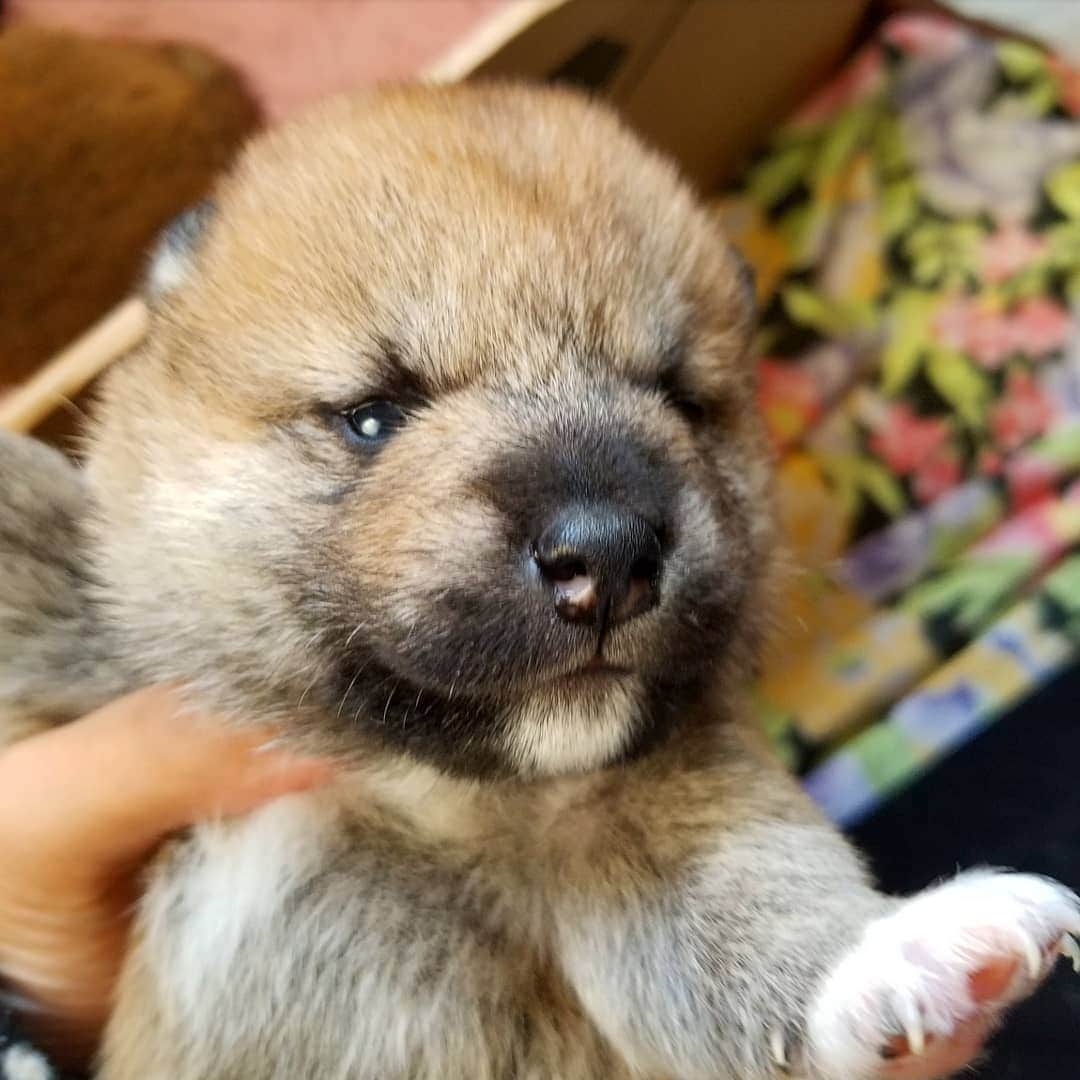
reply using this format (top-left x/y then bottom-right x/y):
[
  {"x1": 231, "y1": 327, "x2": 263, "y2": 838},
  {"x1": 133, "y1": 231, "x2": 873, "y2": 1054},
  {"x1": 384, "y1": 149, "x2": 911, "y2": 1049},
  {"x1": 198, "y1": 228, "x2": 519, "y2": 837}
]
[
  {"x1": 660, "y1": 388, "x2": 706, "y2": 425},
  {"x1": 656, "y1": 370, "x2": 707, "y2": 425},
  {"x1": 669, "y1": 397, "x2": 706, "y2": 424},
  {"x1": 343, "y1": 401, "x2": 406, "y2": 445}
]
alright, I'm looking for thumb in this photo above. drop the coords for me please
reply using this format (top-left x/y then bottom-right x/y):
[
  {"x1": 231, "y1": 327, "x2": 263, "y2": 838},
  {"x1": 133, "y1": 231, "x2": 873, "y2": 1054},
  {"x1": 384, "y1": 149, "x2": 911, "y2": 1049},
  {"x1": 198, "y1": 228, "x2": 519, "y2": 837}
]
[{"x1": 0, "y1": 685, "x2": 334, "y2": 880}]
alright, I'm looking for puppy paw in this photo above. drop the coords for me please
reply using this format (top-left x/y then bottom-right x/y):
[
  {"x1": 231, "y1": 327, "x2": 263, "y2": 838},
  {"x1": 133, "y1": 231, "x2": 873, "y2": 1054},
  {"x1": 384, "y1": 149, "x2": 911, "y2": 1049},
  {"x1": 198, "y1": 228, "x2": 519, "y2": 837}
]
[{"x1": 805, "y1": 871, "x2": 1080, "y2": 1079}]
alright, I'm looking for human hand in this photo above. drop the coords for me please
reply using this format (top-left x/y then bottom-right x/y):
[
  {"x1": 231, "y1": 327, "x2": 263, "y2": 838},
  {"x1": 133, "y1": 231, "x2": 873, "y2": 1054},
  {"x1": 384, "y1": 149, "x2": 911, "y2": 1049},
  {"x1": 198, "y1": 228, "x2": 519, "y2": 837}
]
[{"x1": 0, "y1": 686, "x2": 333, "y2": 1068}]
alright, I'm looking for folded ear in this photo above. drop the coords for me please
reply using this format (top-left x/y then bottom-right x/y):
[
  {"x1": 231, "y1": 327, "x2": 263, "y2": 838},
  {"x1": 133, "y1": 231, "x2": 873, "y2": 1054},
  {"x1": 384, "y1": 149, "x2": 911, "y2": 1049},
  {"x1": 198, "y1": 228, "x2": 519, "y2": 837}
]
[
  {"x1": 728, "y1": 242, "x2": 757, "y2": 321},
  {"x1": 144, "y1": 199, "x2": 216, "y2": 299}
]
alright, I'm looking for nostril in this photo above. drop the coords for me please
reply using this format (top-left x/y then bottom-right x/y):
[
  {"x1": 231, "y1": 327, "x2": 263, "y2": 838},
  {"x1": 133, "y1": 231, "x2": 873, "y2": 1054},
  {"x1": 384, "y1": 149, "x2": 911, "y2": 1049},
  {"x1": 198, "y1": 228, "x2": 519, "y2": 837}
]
[
  {"x1": 541, "y1": 556, "x2": 589, "y2": 583},
  {"x1": 629, "y1": 554, "x2": 659, "y2": 583},
  {"x1": 532, "y1": 505, "x2": 665, "y2": 627}
]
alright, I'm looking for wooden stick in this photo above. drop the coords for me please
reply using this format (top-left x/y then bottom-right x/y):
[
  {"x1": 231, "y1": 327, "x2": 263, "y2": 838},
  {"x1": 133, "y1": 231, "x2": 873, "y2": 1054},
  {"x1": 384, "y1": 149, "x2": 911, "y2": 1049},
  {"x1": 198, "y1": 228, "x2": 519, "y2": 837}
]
[
  {"x1": 421, "y1": 0, "x2": 564, "y2": 83},
  {"x1": 0, "y1": 296, "x2": 149, "y2": 434}
]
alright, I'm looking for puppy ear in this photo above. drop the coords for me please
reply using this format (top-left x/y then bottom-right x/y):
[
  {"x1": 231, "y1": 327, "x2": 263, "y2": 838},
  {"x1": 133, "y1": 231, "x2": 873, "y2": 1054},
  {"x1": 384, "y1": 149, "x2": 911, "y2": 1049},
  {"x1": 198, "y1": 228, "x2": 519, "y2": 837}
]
[
  {"x1": 144, "y1": 199, "x2": 216, "y2": 299},
  {"x1": 727, "y1": 243, "x2": 757, "y2": 322}
]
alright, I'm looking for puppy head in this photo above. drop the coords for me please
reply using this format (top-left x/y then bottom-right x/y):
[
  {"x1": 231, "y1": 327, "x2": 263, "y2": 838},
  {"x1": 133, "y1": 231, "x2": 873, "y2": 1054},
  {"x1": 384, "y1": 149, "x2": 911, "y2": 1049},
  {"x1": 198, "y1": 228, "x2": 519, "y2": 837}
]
[{"x1": 89, "y1": 83, "x2": 772, "y2": 778}]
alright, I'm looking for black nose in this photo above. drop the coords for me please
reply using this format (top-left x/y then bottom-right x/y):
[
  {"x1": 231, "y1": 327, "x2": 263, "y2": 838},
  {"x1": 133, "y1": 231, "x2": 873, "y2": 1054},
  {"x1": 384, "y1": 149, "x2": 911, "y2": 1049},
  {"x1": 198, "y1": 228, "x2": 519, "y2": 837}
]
[{"x1": 533, "y1": 505, "x2": 663, "y2": 626}]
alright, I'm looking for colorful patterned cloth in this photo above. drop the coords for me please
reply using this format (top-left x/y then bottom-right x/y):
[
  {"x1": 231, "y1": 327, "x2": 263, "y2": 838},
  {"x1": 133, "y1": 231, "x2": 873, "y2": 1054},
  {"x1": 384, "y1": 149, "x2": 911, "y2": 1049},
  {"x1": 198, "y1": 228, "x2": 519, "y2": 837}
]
[
  {"x1": 767, "y1": 481, "x2": 1080, "y2": 754},
  {"x1": 720, "y1": 12, "x2": 1080, "y2": 813},
  {"x1": 804, "y1": 551, "x2": 1080, "y2": 826}
]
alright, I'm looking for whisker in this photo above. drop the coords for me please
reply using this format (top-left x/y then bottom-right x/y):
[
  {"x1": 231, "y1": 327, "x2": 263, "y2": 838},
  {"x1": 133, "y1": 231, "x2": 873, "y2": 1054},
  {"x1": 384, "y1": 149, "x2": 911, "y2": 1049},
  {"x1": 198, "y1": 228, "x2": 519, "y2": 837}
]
[
  {"x1": 296, "y1": 672, "x2": 321, "y2": 711},
  {"x1": 336, "y1": 662, "x2": 368, "y2": 721},
  {"x1": 383, "y1": 682, "x2": 399, "y2": 727}
]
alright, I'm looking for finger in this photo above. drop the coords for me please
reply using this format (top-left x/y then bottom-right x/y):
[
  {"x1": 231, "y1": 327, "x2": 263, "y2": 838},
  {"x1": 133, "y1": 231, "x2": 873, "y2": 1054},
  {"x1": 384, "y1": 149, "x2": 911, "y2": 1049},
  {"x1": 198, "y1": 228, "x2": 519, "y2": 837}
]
[{"x1": 0, "y1": 685, "x2": 334, "y2": 875}]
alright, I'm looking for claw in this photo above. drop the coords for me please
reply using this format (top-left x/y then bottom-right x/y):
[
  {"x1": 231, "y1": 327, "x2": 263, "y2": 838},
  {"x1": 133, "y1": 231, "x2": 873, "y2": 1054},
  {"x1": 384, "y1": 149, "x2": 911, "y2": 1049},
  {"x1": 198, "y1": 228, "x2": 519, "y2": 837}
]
[
  {"x1": 899, "y1": 995, "x2": 925, "y2": 1056},
  {"x1": 1061, "y1": 934, "x2": 1080, "y2": 973},
  {"x1": 1019, "y1": 930, "x2": 1042, "y2": 980},
  {"x1": 769, "y1": 1028, "x2": 789, "y2": 1071}
]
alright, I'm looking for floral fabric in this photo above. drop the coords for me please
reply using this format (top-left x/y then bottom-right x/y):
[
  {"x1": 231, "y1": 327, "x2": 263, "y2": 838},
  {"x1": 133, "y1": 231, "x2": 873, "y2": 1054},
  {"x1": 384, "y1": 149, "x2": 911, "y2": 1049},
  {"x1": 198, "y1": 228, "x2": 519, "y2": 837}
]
[
  {"x1": 719, "y1": 12, "x2": 1080, "y2": 814},
  {"x1": 803, "y1": 550, "x2": 1080, "y2": 826},
  {"x1": 765, "y1": 481, "x2": 1080, "y2": 763}
]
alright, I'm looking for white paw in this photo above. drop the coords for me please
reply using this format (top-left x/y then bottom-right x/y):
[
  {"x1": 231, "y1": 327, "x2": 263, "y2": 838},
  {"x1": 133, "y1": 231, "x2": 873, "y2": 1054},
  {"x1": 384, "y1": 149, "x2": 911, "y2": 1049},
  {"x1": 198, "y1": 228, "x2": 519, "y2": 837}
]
[{"x1": 806, "y1": 871, "x2": 1080, "y2": 1079}]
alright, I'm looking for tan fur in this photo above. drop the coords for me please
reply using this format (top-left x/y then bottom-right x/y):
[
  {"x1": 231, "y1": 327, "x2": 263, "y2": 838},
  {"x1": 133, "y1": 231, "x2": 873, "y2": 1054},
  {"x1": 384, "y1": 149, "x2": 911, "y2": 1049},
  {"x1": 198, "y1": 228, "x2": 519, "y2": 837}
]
[
  {"x1": 80, "y1": 84, "x2": 863, "y2": 1078},
  {"x1": 85, "y1": 84, "x2": 769, "y2": 764},
  {"x1": 1, "y1": 82, "x2": 1072, "y2": 1080}
]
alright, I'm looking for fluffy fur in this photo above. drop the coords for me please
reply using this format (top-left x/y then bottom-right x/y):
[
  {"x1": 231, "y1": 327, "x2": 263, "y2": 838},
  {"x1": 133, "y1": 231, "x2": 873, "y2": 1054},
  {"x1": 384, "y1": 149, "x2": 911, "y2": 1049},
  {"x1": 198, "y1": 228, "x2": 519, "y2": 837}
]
[{"x1": 0, "y1": 83, "x2": 1076, "y2": 1079}]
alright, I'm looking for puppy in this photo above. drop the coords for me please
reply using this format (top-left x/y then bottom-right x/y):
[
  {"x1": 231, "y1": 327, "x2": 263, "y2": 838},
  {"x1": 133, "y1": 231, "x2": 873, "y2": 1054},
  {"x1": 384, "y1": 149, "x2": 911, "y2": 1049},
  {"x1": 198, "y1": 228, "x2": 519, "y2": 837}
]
[{"x1": 1, "y1": 83, "x2": 1077, "y2": 1080}]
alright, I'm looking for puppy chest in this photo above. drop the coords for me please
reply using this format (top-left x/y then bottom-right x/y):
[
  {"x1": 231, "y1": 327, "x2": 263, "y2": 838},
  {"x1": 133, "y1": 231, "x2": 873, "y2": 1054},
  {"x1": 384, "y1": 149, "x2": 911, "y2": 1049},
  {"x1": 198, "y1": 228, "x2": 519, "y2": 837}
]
[{"x1": 135, "y1": 801, "x2": 631, "y2": 1078}]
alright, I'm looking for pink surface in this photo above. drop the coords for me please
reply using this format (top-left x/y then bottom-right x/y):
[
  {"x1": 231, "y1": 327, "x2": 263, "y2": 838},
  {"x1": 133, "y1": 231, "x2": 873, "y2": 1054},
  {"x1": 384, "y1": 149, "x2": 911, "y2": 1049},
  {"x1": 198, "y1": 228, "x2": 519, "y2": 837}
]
[{"x1": 11, "y1": 0, "x2": 507, "y2": 119}]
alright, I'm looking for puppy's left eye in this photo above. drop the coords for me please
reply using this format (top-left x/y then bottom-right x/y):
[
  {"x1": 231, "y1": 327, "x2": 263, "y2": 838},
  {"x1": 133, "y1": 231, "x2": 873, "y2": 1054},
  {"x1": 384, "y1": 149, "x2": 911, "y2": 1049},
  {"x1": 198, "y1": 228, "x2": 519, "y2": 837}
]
[
  {"x1": 344, "y1": 401, "x2": 407, "y2": 445},
  {"x1": 657, "y1": 371, "x2": 707, "y2": 425},
  {"x1": 659, "y1": 386, "x2": 706, "y2": 424},
  {"x1": 668, "y1": 396, "x2": 706, "y2": 424}
]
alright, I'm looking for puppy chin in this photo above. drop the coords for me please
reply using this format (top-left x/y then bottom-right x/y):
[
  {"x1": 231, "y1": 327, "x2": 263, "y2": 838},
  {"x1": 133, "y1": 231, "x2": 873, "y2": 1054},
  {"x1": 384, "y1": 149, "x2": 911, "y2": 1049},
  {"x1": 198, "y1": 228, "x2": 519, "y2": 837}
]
[{"x1": 500, "y1": 675, "x2": 646, "y2": 777}]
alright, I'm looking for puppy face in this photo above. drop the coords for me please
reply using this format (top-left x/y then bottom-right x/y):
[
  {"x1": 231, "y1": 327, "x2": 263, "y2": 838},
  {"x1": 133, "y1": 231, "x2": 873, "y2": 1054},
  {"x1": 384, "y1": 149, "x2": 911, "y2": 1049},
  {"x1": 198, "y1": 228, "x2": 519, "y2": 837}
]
[{"x1": 89, "y1": 84, "x2": 772, "y2": 778}]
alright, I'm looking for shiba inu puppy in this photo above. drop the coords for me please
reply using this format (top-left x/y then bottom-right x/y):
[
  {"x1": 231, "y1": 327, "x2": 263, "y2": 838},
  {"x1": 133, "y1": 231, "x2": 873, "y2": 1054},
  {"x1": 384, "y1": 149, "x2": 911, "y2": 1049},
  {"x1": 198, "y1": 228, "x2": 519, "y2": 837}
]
[{"x1": 1, "y1": 83, "x2": 1077, "y2": 1080}]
